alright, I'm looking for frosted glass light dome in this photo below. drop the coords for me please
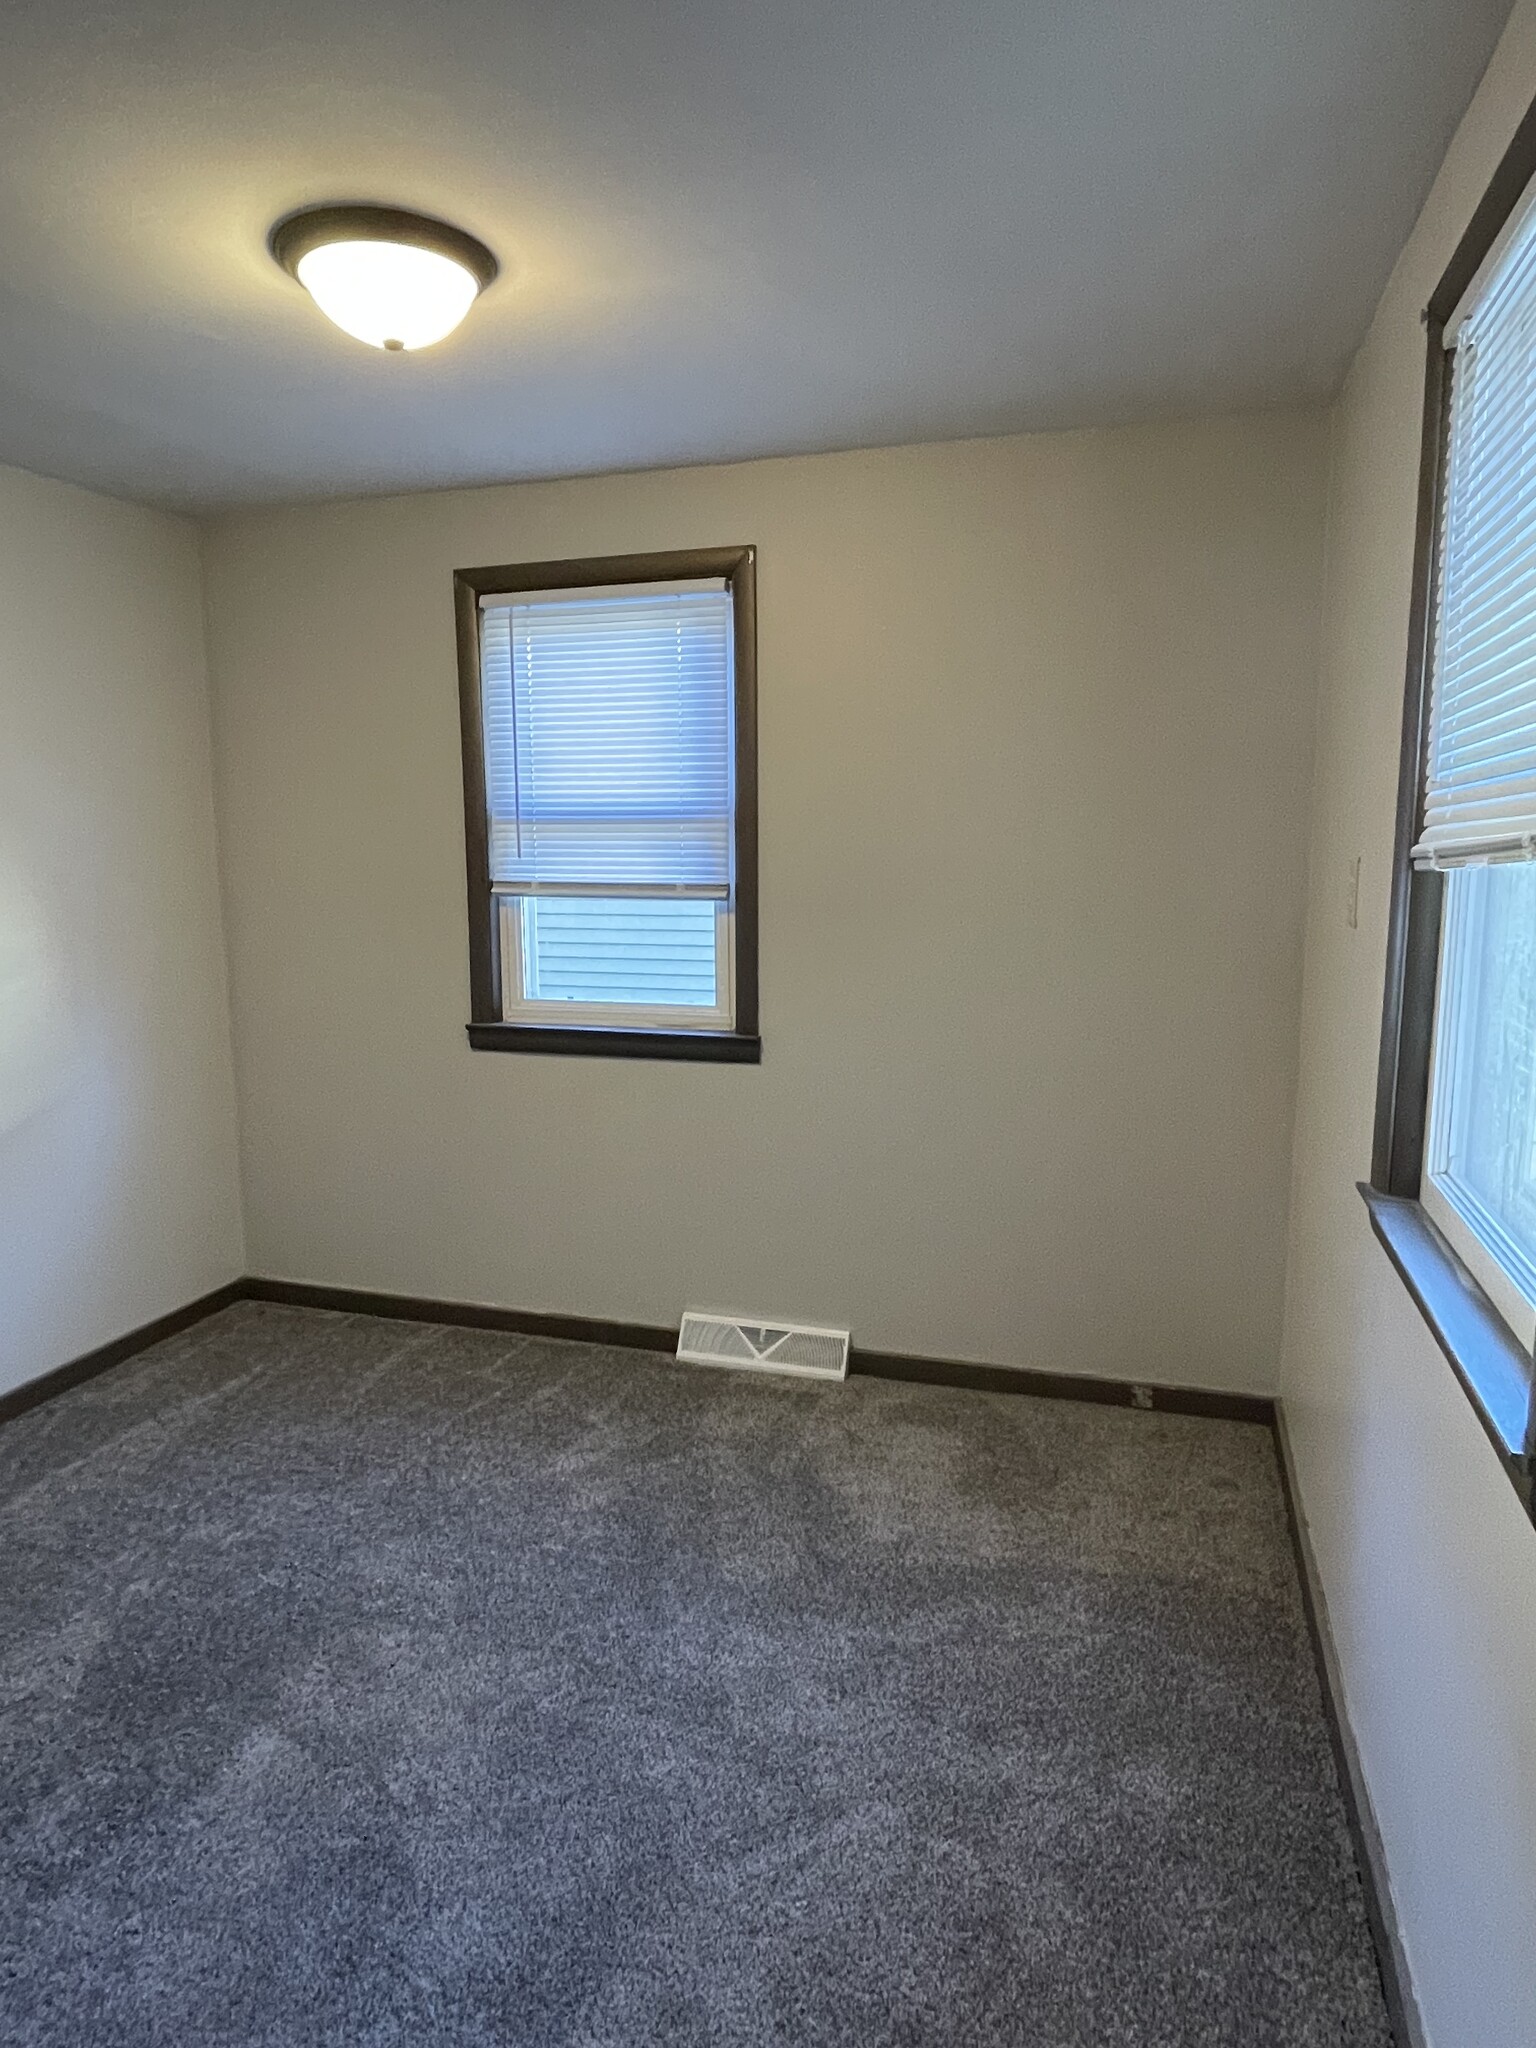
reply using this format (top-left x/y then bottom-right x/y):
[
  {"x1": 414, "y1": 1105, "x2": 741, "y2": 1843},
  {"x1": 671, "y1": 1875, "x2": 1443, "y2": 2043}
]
[
  {"x1": 295, "y1": 240, "x2": 479, "y2": 351},
  {"x1": 270, "y1": 205, "x2": 498, "y2": 353}
]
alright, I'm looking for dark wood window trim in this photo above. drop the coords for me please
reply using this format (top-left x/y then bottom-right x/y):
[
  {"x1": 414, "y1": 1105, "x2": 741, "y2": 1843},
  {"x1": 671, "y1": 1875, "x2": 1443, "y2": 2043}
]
[
  {"x1": 453, "y1": 547, "x2": 760, "y2": 1064},
  {"x1": 1368, "y1": 94, "x2": 1536, "y2": 1524}
]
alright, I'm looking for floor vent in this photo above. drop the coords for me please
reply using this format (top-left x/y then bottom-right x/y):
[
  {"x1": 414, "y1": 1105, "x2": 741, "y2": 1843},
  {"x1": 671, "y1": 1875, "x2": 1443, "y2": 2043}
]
[{"x1": 678, "y1": 1311, "x2": 850, "y2": 1382}]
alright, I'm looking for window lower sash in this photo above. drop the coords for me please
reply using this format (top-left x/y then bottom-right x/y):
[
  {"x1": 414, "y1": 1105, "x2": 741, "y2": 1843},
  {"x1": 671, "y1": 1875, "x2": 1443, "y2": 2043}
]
[{"x1": 495, "y1": 889, "x2": 736, "y2": 1033}]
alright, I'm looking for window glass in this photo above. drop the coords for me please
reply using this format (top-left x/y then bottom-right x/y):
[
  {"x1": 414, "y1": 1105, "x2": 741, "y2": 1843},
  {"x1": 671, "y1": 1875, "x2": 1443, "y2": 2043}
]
[
  {"x1": 520, "y1": 896, "x2": 719, "y2": 1009},
  {"x1": 471, "y1": 570, "x2": 745, "y2": 1038},
  {"x1": 1417, "y1": 178, "x2": 1536, "y2": 1326}
]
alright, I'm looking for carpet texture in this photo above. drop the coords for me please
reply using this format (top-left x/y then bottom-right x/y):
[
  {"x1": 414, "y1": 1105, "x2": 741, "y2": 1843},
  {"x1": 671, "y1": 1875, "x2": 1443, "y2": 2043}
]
[{"x1": 0, "y1": 1303, "x2": 1391, "y2": 2047}]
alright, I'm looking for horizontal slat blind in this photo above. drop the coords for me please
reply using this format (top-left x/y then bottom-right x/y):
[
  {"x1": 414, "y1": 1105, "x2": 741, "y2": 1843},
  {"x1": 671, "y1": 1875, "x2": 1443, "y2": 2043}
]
[
  {"x1": 481, "y1": 583, "x2": 733, "y2": 889},
  {"x1": 1416, "y1": 205, "x2": 1536, "y2": 867}
]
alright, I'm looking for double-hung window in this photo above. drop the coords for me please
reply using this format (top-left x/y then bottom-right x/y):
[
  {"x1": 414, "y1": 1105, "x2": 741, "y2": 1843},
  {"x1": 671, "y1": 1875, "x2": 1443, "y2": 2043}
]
[
  {"x1": 1371, "y1": 102, "x2": 1536, "y2": 1523},
  {"x1": 454, "y1": 549, "x2": 759, "y2": 1061},
  {"x1": 1417, "y1": 184, "x2": 1536, "y2": 1349}
]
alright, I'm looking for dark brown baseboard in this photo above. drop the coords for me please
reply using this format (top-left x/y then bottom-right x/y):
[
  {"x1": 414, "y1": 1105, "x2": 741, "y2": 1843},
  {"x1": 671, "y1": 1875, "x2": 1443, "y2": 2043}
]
[
  {"x1": 0, "y1": 1279, "x2": 249, "y2": 1427},
  {"x1": 4, "y1": 1272, "x2": 1277, "y2": 1430},
  {"x1": 240, "y1": 1275, "x2": 679, "y2": 1354},
  {"x1": 852, "y1": 1347, "x2": 1274, "y2": 1423},
  {"x1": 1272, "y1": 1405, "x2": 1424, "y2": 2048}
]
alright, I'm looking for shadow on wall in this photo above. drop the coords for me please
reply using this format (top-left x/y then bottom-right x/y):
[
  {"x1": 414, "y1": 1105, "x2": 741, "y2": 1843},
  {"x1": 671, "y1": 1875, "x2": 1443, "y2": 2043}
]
[{"x1": 0, "y1": 854, "x2": 70, "y2": 1139}]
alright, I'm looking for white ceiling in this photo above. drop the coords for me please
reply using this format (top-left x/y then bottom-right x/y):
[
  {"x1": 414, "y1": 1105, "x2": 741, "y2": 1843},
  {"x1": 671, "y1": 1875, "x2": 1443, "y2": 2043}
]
[{"x1": 0, "y1": 0, "x2": 1513, "y2": 511}]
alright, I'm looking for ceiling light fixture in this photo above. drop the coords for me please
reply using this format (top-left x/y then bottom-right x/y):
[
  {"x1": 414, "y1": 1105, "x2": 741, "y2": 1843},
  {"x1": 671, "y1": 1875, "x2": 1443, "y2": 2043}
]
[{"x1": 269, "y1": 204, "x2": 499, "y2": 352}]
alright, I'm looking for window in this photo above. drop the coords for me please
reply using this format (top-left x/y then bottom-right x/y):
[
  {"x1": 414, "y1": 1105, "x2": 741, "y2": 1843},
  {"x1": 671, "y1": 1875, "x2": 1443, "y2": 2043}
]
[
  {"x1": 1416, "y1": 177, "x2": 1536, "y2": 1346},
  {"x1": 454, "y1": 549, "x2": 758, "y2": 1060},
  {"x1": 1425, "y1": 864, "x2": 1536, "y2": 1343},
  {"x1": 1370, "y1": 97, "x2": 1536, "y2": 1516}
]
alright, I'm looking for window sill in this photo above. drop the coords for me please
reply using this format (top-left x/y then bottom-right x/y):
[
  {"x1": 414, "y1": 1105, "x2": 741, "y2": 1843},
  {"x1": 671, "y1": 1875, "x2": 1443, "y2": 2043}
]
[
  {"x1": 1358, "y1": 1182, "x2": 1535, "y2": 1521},
  {"x1": 466, "y1": 1022, "x2": 761, "y2": 1063}
]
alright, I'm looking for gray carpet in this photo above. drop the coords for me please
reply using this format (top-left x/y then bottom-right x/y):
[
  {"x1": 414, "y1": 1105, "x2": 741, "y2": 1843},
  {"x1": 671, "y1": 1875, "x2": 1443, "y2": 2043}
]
[{"x1": 0, "y1": 1303, "x2": 1390, "y2": 2047}]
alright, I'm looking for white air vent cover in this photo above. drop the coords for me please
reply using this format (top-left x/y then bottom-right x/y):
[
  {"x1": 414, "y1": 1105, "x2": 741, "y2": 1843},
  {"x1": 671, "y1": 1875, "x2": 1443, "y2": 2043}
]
[{"x1": 678, "y1": 1310, "x2": 849, "y2": 1381}]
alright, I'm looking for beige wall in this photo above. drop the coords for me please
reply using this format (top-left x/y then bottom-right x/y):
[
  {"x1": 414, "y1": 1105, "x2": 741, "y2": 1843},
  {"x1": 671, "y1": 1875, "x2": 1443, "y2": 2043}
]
[
  {"x1": 0, "y1": 464, "x2": 244, "y2": 1396},
  {"x1": 205, "y1": 413, "x2": 1327, "y2": 1392},
  {"x1": 1279, "y1": 4, "x2": 1536, "y2": 2041}
]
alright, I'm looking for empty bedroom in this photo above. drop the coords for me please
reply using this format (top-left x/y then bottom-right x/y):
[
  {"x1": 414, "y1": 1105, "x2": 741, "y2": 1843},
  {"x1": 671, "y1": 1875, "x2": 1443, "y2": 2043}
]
[{"x1": 3, "y1": 1, "x2": 1536, "y2": 2043}]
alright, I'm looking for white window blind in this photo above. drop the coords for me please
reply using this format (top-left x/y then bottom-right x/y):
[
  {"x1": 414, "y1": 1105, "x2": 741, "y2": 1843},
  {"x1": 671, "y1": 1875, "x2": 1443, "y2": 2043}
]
[
  {"x1": 1416, "y1": 197, "x2": 1536, "y2": 868},
  {"x1": 479, "y1": 581, "x2": 733, "y2": 891}
]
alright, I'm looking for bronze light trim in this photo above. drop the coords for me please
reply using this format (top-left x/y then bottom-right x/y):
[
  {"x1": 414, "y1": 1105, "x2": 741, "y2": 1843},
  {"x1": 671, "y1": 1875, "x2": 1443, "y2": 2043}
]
[{"x1": 268, "y1": 204, "x2": 499, "y2": 292}]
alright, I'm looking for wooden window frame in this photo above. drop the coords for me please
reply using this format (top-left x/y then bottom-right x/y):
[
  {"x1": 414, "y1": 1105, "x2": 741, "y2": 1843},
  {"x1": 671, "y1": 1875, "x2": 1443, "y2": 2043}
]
[
  {"x1": 453, "y1": 546, "x2": 760, "y2": 1063},
  {"x1": 1364, "y1": 96, "x2": 1536, "y2": 1520}
]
